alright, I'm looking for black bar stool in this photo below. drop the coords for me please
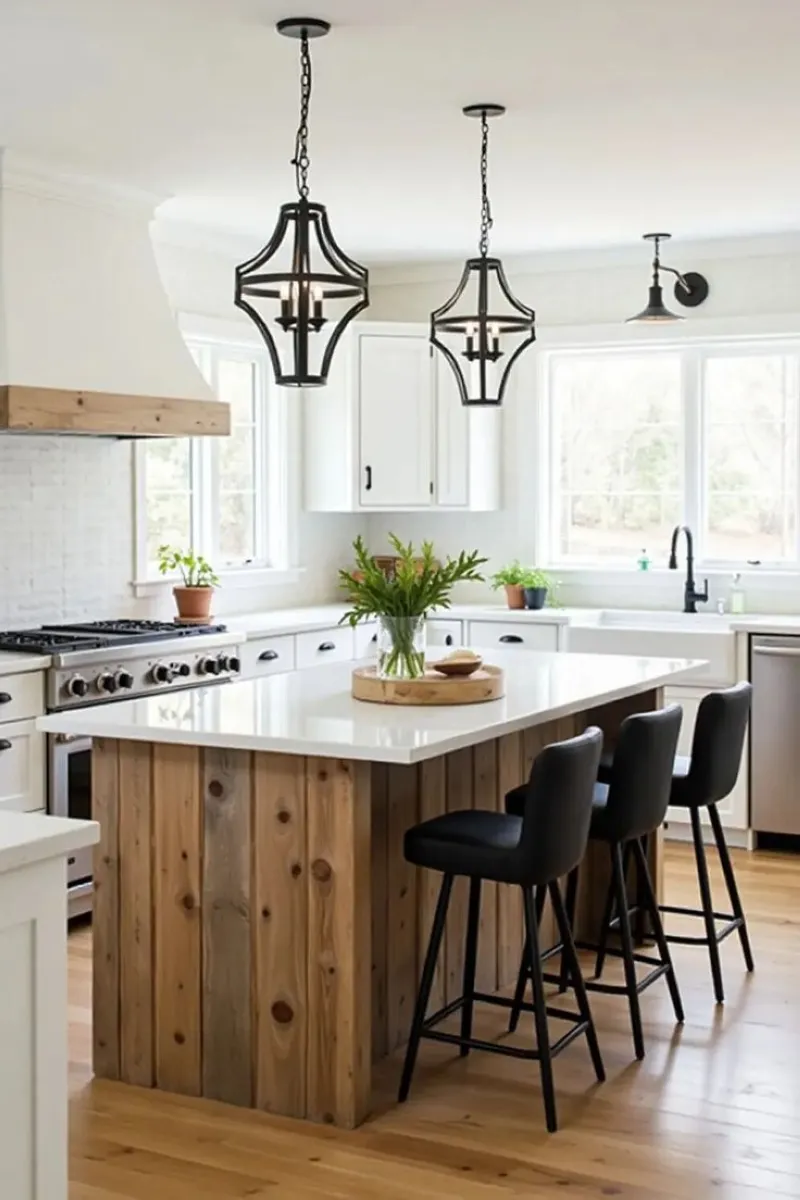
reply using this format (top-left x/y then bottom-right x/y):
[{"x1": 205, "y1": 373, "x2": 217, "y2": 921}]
[
  {"x1": 506, "y1": 704, "x2": 684, "y2": 1061},
  {"x1": 655, "y1": 682, "x2": 753, "y2": 1004},
  {"x1": 398, "y1": 727, "x2": 604, "y2": 1134}
]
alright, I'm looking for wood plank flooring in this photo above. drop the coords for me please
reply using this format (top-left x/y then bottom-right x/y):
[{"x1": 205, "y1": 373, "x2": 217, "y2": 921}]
[{"x1": 68, "y1": 844, "x2": 800, "y2": 1199}]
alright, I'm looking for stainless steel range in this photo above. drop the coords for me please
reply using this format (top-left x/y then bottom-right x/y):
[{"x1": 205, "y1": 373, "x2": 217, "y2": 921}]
[{"x1": 0, "y1": 619, "x2": 243, "y2": 917}]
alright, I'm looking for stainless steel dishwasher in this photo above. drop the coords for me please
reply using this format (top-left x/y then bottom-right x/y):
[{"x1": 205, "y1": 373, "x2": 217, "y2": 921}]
[{"x1": 751, "y1": 635, "x2": 800, "y2": 836}]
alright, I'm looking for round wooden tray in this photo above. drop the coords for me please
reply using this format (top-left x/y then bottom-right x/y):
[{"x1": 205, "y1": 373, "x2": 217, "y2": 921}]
[{"x1": 352, "y1": 664, "x2": 504, "y2": 706}]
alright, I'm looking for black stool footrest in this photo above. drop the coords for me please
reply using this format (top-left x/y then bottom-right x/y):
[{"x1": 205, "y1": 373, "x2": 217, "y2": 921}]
[
  {"x1": 660, "y1": 904, "x2": 744, "y2": 948},
  {"x1": 420, "y1": 989, "x2": 588, "y2": 1065}
]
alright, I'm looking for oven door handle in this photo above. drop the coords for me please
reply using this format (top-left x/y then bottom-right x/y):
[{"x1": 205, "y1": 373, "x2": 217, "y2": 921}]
[{"x1": 0, "y1": 739, "x2": 12, "y2": 751}]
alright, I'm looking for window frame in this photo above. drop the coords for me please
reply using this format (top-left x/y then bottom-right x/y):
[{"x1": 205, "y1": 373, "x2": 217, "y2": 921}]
[
  {"x1": 541, "y1": 334, "x2": 800, "y2": 573},
  {"x1": 132, "y1": 318, "x2": 301, "y2": 594}
]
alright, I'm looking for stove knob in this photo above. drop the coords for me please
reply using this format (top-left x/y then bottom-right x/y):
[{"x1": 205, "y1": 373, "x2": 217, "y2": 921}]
[
  {"x1": 97, "y1": 672, "x2": 118, "y2": 694},
  {"x1": 219, "y1": 654, "x2": 241, "y2": 674},
  {"x1": 65, "y1": 675, "x2": 89, "y2": 698},
  {"x1": 151, "y1": 663, "x2": 174, "y2": 684},
  {"x1": 176, "y1": 662, "x2": 191, "y2": 678},
  {"x1": 115, "y1": 670, "x2": 134, "y2": 690},
  {"x1": 198, "y1": 657, "x2": 221, "y2": 676}
]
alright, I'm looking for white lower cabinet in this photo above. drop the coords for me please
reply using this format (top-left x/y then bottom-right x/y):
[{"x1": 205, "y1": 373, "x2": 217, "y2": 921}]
[
  {"x1": 295, "y1": 626, "x2": 355, "y2": 669},
  {"x1": 467, "y1": 621, "x2": 560, "y2": 653},
  {"x1": 353, "y1": 622, "x2": 378, "y2": 658},
  {"x1": 427, "y1": 619, "x2": 463, "y2": 649},
  {"x1": 0, "y1": 719, "x2": 46, "y2": 814},
  {"x1": 240, "y1": 634, "x2": 296, "y2": 678},
  {"x1": 664, "y1": 685, "x2": 748, "y2": 831}
]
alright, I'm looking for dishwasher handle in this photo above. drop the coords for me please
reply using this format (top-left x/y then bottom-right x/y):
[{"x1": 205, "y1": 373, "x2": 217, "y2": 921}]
[{"x1": 752, "y1": 646, "x2": 800, "y2": 659}]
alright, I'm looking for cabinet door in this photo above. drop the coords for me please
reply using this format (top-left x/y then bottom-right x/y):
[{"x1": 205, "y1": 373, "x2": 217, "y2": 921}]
[
  {"x1": 434, "y1": 357, "x2": 469, "y2": 507},
  {"x1": 467, "y1": 621, "x2": 560, "y2": 652},
  {"x1": 0, "y1": 719, "x2": 46, "y2": 813},
  {"x1": 239, "y1": 634, "x2": 296, "y2": 679},
  {"x1": 358, "y1": 333, "x2": 433, "y2": 507}
]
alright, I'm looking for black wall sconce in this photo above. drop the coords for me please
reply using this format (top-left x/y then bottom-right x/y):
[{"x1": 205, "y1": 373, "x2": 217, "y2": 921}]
[{"x1": 626, "y1": 232, "x2": 709, "y2": 324}]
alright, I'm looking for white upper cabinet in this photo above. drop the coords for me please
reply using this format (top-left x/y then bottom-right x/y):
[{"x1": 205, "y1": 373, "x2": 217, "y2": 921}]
[
  {"x1": 359, "y1": 332, "x2": 432, "y2": 507},
  {"x1": 303, "y1": 322, "x2": 501, "y2": 512}
]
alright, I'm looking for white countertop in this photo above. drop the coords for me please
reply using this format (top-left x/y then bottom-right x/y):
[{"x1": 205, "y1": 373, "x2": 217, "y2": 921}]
[
  {"x1": 226, "y1": 603, "x2": 570, "y2": 640},
  {"x1": 38, "y1": 649, "x2": 702, "y2": 765},
  {"x1": 0, "y1": 651, "x2": 52, "y2": 675},
  {"x1": 729, "y1": 616, "x2": 800, "y2": 635},
  {"x1": 0, "y1": 812, "x2": 98, "y2": 875}
]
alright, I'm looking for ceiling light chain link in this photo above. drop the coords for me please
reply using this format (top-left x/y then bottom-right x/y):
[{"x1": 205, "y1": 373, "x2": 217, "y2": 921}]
[
  {"x1": 479, "y1": 110, "x2": 493, "y2": 258},
  {"x1": 292, "y1": 30, "x2": 312, "y2": 199}
]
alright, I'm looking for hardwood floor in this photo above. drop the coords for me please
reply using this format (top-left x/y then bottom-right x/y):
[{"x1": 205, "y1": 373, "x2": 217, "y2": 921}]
[{"x1": 68, "y1": 844, "x2": 800, "y2": 1198}]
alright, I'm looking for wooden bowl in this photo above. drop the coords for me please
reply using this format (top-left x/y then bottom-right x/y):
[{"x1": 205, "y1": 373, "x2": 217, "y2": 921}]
[{"x1": 431, "y1": 656, "x2": 483, "y2": 677}]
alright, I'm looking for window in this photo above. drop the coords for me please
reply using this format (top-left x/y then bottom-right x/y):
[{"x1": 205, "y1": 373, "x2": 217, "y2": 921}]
[
  {"x1": 546, "y1": 341, "x2": 800, "y2": 568},
  {"x1": 137, "y1": 336, "x2": 284, "y2": 582}
]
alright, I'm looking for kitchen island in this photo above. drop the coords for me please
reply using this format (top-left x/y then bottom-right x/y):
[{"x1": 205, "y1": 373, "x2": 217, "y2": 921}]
[{"x1": 40, "y1": 649, "x2": 699, "y2": 1129}]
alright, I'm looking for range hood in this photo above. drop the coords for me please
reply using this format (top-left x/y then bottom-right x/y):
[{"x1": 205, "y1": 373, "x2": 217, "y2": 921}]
[{"x1": 0, "y1": 151, "x2": 230, "y2": 437}]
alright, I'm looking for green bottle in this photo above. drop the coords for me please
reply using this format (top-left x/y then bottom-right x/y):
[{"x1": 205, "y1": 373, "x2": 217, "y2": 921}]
[{"x1": 637, "y1": 548, "x2": 651, "y2": 571}]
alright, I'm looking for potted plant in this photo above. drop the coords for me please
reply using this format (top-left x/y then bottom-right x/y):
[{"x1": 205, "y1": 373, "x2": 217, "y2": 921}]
[
  {"x1": 157, "y1": 544, "x2": 220, "y2": 623},
  {"x1": 340, "y1": 534, "x2": 486, "y2": 679},
  {"x1": 521, "y1": 567, "x2": 553, "y2": 610},
  {"x1": 490, "y1": 560, "x2": 528, "y2": 609}
]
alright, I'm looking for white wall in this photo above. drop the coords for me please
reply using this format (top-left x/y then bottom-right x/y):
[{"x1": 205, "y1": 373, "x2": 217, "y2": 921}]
[
  {"x1": 0, "y1": 229, "x2": 363, "y2": 626},
  {"x1": 365, "y1": 236, "x2": 800, "y2": 613}
]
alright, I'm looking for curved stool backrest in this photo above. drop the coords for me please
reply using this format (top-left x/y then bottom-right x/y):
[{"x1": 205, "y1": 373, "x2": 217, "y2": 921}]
[
  {"x1": 604, "y1": 704, "x2": 683, "y2": 842},
  {"x1": 685, "y1": 682, "x2": 752, "y2": 806}
]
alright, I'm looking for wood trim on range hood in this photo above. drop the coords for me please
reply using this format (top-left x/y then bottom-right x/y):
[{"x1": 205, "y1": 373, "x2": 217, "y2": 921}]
[{"x1": 0, "y1": 384, "x2": 231, "y2": 438}]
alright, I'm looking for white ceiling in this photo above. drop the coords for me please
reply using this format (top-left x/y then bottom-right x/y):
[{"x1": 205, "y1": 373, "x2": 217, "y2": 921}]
[{"x1": 1, "y1": 0, "x2": 800, "y2": 262}]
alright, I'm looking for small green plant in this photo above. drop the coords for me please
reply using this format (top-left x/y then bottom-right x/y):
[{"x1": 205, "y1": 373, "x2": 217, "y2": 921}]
[
  {"x1": 340, "y1": 534, "x2": 486, "y2": 678},
  {"x1": 520, "y1": 567, "x2": 552, "y2": 590},
  {"x1": 157, "y1": 545, "x2": 220, "y2": 589},
  {"x1": 490, "y1": 559, "x2": 528, "y2": 589}
]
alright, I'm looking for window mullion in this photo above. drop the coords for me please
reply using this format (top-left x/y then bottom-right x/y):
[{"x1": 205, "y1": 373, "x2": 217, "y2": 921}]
[{"x1": 683, "y1": 347, "x2": 703, "y2": 555}]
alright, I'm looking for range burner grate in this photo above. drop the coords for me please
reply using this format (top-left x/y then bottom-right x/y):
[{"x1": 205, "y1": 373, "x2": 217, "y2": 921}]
[
  {"x1": 44, "y1": 619, "x2": 228, "y2": 639},
  {"x1": 0, "y1": 630, "x2": 111, "y2": 654}
]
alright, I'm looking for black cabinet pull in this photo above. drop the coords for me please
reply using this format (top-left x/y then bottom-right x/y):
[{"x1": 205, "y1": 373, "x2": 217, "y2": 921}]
[
  {"x1": 0, "y1": 692, "x2": 11, "y2": 704},
  {"x1": 365, "y1": 464, "x2": 373, "y2": 491},
  {"x1": 0, "y1": 739, "x2": 12, "y2": 751},
  {"x1": 68, "y1": 857, "x2": 76, "y2": 866},
  {"x1": 445, "y1": 635, "x2": 453, "y2": 646},
  {"x1": 258, "y1": 649, "x2": 279, "y2": 662},
  {"x1": 318, "y1": 641, "x2": 336, "y2": 652},
  {"x1": 499, "y1": 634, "x2": 523, "y2": 644},
  {"x1": 370, "y1": 633, "x2": 377, "y2": 643}
]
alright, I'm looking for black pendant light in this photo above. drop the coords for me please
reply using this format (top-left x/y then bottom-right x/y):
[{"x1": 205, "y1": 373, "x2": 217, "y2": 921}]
[
  {"x1": 430, "y1": 105, "x2": 535, "y2": 407},
  {"x1": 234, "y1": 18, "x2": 369, "y2": 387},
  {"x1": 626, "y1": 232, "x2": 709, "y2": 324}
]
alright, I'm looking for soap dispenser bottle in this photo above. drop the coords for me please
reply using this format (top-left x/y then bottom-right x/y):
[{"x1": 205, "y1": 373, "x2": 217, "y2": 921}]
[{"x1": 729, "y1": 572, "x2": 745, "y2": 614}]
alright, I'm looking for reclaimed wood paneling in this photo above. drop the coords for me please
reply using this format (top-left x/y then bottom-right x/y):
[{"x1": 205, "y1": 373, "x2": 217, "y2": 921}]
[
  {"x1": 201, "y1": 748, "x2": 253, "y2": 1107},
  {"x1": 473, "y1": 739, "x2": 498, "y2": 993},
  {"x1": 444, "y1": 747, "x2": 474, "y2": 1004},
  {"x1": 254, "y1": 752, "x2": 308, "y2": 1117},
  {"x1": 118, "y1": 740, "x2": 153, "y2": 1087},
  {"x1": 370, "y1": 764, "x2": 389, "y2": 1063},
  {"x1": 417, "y1": 757, "x2": 447, "y2": 1015},
  {"x1": 92, "y1": 738, "x2": 121, "y2": 1080},
  {"x1": 307, "y1": 758, "x2": 372, "y2": 1128},
  {"x1": 386, "y1": 764, "x2": 420, "y2": 1051},
  {"x1": 153, "y1": 744, "x2": 202, "y2": 1097}
]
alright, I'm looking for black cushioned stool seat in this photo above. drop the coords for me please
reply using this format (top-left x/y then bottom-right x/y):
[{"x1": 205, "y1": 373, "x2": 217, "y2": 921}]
[
  {"x1": 507, "y1": 704, "x2": 685, "y2": 1061},
  {"x1": 399, "y1": 727, "x2": 605, "y2": 1134}
]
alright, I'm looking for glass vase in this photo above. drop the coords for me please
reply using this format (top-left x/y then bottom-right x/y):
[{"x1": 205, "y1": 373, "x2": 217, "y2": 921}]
[{"x1": 376, "y1": 615, "x2": 427, "y2": 680}]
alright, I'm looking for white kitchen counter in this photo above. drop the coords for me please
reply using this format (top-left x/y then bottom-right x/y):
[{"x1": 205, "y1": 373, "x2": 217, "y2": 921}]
[
  {"x1": 39, "y1": 649, "x2": 701, "y2": 765},
  {"x1": 226, "y1": 602, "x2": 570, "y2": 640},
  {"x1": 0, "y1": 651, "x2": 51, "y2": 674},
  {"x1": 0, "y1": 811, "x2": 97, "y2": 874},
  {"x1": 730, "y1": 616, "x2": 800, "y2": 635}
]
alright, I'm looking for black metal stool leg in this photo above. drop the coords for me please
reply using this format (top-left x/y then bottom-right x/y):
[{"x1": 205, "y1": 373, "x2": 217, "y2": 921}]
[
  {"x1": 508, "y1": 884, "x2": 546, "y2": 1033},
  {"x1": 612, "y1": 841, "x2": 646, "y2": 1060},
  {"x1": 398, "y1": 873, "x2": 453, "y2": 1103},
  {"x1": 558, "y1": 867, "x2": 579, "y2": 993},
  {"x1": 632, "y1": 837, "x2": 684, "y2": 1024},
  {"x1": 594, "y1": 841, "x2": 633, "y2": 979},
  {"x1": 690, "y1": 806, "x2": 725, "y2": 1004},
  {"x1": 549, "y1": 880, "x2": 605, "y2": 1084},
  {"x1": 459, "y1": 878, "x2": 482, "y2": 1057},
  {"x1": 708, "y1": 802, "x2": 754, "y2": 973},
  {"x1": 523, "y1": 886, "x2": 558, "y2": 1133}
]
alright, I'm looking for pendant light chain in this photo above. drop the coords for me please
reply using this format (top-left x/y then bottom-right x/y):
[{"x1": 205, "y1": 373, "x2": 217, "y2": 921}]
[
  {"x1": 478, "y1": 111, "x2": 493, "y2": 258},
  {"x1": 291, "y1": 31, "x2": 312, "y2": 199}
]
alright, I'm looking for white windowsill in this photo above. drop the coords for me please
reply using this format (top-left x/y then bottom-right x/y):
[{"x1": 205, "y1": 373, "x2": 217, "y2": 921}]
[{"x1": 131, "y1": 566, "x2": 306, "y2": 599}]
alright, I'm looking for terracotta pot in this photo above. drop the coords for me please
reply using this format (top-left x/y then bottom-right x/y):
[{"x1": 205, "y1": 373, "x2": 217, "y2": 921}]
[
  {"x1": 504, "y1": 584, "x2": 525, "y2": 610},
  {"x1": 173, "y1": 586, "x2": 214, "y2": 622}
]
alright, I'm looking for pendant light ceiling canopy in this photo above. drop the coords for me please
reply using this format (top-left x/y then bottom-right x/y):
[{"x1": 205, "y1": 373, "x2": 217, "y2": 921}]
[
  {"x1": 626, "y1": 232, "x2": 709, "y2": 324},
  {"x1": 430, "y1": 104, "x2": 536, "y2": 407},
  {"x1": 234, "y1": 17, "x2": 369, "y2": 388}
]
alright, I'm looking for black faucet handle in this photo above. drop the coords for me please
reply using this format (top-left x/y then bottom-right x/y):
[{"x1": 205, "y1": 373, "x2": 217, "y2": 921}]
[{"x1": 697, "y1": 578, "x2": 709, "y2": 602}]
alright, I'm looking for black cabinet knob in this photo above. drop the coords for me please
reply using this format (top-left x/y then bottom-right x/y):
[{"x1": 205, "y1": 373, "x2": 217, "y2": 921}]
[
  {"x1": 445, "y1": 635, "x2": 453, "y2": 646},
  {"x1": 0, "y1": 738, "x2": 12, "y2": 751},
  {"x1": 0, "y1": 691, "x2": 11, "y2": 705},
  {"x1": 499, "y1": 634, "x2": 523, "y2": 644},
  {"x1": 318, "y1": 641, "x2": 336, "y2": 652},
  {"x1": 259, "y1": 649, "x2": 279, "y2": 662}
]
